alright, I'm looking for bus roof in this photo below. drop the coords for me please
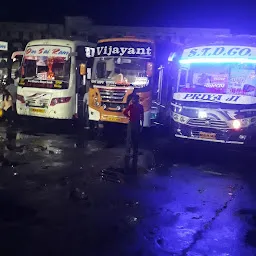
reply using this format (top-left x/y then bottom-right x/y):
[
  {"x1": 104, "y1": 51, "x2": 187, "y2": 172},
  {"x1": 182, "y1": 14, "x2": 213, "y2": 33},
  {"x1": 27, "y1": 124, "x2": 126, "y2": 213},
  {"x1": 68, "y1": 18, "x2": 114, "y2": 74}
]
[
  {"x1": 27, "y1": 39, "x2": 95, "y2": 48},
  {"x1": 184, "y1": 34, "x2": 256, "y2": 49},
  {"x1": 98, "y1": 37, "x2": 154, "y2": 44}
]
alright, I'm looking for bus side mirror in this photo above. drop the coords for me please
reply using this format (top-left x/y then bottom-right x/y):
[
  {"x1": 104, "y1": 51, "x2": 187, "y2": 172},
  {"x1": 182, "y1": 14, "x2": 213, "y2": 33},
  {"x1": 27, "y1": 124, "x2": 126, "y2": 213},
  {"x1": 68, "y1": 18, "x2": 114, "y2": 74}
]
[
  {"x1": 179, "y1": 69, "x2": 187, "y2": 86},
  {"x1": 87, "y1": 68, "x2": 91, "y2": 80},
  {"x1": 146, "y1": 62, "x2": 153, "y2": 77},
  {"x1": 11, "y1": 51, "x2": 24, "y2": 60},
  {"x1": 69, "y1": 52, "x2": 77, "y2": 58},
  {"x1": 80, "y1": 63, "x2": 86, "y2": 76}
]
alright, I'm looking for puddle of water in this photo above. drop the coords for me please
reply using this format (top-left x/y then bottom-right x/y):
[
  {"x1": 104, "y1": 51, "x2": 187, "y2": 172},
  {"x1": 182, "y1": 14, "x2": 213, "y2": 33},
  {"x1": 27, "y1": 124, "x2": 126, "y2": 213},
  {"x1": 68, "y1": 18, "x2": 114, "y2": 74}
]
[
  {"x1": 203, "y1": 170, "x2": 224, "y2": 176},
  {"x1": 186, "y1": 207, "x2": 199, "y2": 213},
  {"x1": 155, "y1": 227, "x2": 196, "y2": 254},
  {"x1": 0, "y1": 201, "x2": 37, "y2": 222},
  {"x1": 100, "y1": 168, "x2": 124, "y2": 184},
  {"x1": 0, "y1": 158, "x2": 28, "y2": 168}
]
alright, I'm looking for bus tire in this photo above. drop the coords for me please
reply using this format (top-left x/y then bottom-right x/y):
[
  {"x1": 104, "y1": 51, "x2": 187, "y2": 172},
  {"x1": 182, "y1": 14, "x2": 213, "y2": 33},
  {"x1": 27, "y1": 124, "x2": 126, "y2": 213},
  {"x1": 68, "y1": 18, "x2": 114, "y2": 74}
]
[{"x1": 77, "y1": 102, "x2": 89, "y2": 129}]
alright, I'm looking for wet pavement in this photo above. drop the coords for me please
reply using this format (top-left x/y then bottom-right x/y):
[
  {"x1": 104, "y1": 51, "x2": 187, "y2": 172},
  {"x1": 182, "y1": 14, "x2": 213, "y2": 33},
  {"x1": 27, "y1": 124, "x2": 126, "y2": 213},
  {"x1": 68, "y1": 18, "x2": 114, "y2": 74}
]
[{"x1": 0, "y1": 120, "x2": 256, "y2": 255}]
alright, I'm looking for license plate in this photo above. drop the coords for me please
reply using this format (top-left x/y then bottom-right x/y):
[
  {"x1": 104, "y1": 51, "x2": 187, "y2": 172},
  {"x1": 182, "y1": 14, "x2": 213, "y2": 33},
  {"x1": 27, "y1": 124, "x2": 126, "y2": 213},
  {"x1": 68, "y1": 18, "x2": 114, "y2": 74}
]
[
  {"x1": 30, "y1": 108, "x2": 46, "y2": 114},
  {"x1": 199, "y1": 131, "x2": 216, "y2": 140},
  {"x1": 104, "y1": 116, "x2": 121, "y2": 122}
]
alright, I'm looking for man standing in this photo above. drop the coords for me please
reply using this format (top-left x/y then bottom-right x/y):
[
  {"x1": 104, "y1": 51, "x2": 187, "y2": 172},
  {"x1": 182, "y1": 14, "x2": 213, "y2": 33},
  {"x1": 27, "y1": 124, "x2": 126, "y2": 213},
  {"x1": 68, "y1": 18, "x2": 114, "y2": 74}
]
[
  {"x1": 123, "y1": 94, "x2": 144, "y2": 172},
  {"x1": 6, "y1": 78, "x2": 17, "y2": 103}
]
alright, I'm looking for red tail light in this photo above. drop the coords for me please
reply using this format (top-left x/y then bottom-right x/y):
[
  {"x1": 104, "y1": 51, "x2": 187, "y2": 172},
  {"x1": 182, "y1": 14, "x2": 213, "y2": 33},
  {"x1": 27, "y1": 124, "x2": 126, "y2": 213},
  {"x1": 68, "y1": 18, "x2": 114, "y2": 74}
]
[
  {"x1": 17, "y1": 94, "x2": 25, "y2": 103},
  {"x1": 50, "y1": 97, "x2": 71, "y2": 106}
]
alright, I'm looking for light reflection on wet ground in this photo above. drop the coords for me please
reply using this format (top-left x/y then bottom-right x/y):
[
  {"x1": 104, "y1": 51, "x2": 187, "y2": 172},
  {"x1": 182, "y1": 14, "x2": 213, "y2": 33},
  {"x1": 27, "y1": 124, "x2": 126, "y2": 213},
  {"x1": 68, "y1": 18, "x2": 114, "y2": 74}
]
[{"x1": 0, "y1": 120, "x2": 255, "y2": 255}]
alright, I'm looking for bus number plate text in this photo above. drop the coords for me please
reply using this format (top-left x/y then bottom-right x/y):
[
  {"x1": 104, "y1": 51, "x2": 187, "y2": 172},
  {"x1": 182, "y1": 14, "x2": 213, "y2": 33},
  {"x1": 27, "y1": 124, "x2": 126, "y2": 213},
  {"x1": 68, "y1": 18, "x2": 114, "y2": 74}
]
[
  {"x1": 30, "y1": 108, "x2": 46, "y2": 114},
  {"x1": 104, "y1": 116, "x2": 121, "y2": 122},
  {"x1": 199, "y1": 131, "x2": 216, "y2": 140},
  {"x1": 102, "y1": 115, "x2": 121, "y2": 122}
]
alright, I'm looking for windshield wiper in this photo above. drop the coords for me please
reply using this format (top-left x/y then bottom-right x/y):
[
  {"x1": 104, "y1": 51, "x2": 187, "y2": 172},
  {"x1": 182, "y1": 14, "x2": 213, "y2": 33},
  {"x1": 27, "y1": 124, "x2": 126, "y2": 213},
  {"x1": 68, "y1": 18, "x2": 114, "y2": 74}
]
[{"x1": 25, "y1": 76, "x2": 37, "y2": 80}]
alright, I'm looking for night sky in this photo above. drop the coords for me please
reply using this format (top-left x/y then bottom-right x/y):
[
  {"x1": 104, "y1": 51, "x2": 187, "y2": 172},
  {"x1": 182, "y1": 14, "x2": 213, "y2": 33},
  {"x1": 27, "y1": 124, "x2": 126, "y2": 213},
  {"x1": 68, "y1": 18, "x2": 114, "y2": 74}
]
[{"x1": 1, "y1": 0, "x2": 254, "y2": 33}]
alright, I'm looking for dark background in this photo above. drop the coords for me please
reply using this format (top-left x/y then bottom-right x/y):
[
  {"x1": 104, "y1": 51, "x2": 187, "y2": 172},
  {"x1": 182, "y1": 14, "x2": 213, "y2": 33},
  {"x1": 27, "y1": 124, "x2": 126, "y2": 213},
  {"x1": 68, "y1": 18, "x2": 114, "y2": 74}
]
[{"x1": 1, "y1": 0, "x2": 253, "y2": 32}]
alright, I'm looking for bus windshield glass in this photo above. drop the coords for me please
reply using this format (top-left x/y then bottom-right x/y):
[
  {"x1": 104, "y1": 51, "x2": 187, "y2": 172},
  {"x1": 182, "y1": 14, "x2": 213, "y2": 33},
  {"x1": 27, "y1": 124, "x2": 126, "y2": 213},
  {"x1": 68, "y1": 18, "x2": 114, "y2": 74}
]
[
  {"x1": 178, "y1": 63, "x2": 256, "y2": 96},
  {"x1": 92, "y1": 40, "x2": 153, "y2": 87},
  {"x1": 92, "y1": 57, "x2": 150, "y2": 87},
  {"x1": 20, "y1": 45, "x2": 71, "y2": 88}
]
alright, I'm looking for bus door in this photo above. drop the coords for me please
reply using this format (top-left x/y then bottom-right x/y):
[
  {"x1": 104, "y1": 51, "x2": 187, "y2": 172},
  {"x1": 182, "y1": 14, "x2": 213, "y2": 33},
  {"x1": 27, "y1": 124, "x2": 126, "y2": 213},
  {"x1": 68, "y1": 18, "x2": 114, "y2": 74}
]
[
  {"x1": 167, "y1": 57, "x2": 180, "y2": 101},
  {"x1": 177, "y1": 67, "x2": 189, "y2": 93},
  {"x1": 154, "y1": 61, "x2": 178, "y2": 125},
  {"x1": 75, "y1": 46, "x2": 94, "y2": 120},
  {"x1": 11, "y1": 51, "x2": 24, "y2": 79}
]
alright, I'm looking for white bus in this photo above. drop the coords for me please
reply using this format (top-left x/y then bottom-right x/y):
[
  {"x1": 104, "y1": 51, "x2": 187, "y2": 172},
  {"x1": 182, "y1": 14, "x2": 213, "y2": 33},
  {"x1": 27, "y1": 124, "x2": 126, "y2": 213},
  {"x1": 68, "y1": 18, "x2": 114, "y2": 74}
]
[{"x1": 16, "y1": 39, "x2": 95, "y2": 121}]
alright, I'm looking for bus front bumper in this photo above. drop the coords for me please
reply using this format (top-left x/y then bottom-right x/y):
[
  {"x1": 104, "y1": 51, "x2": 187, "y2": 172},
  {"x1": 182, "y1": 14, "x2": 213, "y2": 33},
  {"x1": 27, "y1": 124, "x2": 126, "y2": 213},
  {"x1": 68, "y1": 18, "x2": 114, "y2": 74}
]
[{"x1": 173, "y1": 122, "x2": 251, "y2": 145}]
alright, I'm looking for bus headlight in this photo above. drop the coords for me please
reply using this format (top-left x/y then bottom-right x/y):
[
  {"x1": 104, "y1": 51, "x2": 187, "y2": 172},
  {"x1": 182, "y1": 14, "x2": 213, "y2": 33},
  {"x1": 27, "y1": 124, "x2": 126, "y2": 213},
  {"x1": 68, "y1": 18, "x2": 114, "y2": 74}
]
[
  {"x1": 180, "y1": 116, "x2": 186, "y2": 123},
  {"x1": 50, "y1": 97, "x2": 71, "y2": 106},
  {"x1": 232, "y1": 119, "x2": 241, "y2": 130},
  {"x1": 198, "y1": 110, "x2": 207, "y2": 119},
  {"x1": 51, "y1": 98, "x2": 58, "y2": 106},
  {"x1": 231, "y1": 118, "x2": 251, "y2": 129},
  {"x1": 173, "y1": 113, "x2": 179, "y2": 121},
  {"x1": 94, "y1": 97, "x2": 100, "y2": 107},
  {"x1": 172, "y1": 113, "x2": 188, "y2": 124},
  {"x1": 17, "y1": 94, "x2": 25, "y2": 103}
]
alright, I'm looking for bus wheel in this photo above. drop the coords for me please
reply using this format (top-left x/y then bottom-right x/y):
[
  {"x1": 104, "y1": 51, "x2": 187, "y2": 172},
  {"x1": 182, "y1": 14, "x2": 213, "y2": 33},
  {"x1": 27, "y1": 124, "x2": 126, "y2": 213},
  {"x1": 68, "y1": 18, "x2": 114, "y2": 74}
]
[
  {"x1": 169, "y1": 120, "x2": 176, "y2": 141},
  {"x1": 77, "y1": 102, "x2": 89, "y2": 129}
]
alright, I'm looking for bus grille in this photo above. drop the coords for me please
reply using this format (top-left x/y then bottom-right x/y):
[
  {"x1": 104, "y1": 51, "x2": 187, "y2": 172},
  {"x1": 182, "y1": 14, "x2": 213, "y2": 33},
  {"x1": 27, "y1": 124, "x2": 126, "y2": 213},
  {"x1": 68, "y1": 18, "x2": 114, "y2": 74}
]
[
  {"x1": 187, "y1": 118, "x2": 229, "y2": 129},
  {"x1": 27, "y1": 98, "x2": 49, "y2": 107},
  {"x1": 99, "y1": 89, "x2": 126, "y2": 102}
]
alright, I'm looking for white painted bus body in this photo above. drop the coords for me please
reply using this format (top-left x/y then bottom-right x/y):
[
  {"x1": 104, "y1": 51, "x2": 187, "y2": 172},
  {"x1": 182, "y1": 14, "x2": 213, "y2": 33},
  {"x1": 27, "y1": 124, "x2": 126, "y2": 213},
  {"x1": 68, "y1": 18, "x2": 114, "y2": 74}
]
[{"x1": 16, "y1": 39, "x2": 95, "y2": 120}]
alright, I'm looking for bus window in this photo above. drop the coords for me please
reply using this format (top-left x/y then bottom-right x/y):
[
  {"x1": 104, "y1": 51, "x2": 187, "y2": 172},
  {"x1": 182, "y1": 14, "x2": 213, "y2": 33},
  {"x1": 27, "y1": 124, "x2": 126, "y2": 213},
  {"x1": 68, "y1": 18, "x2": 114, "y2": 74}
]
[
  {"x1": 96, "y1": 62, "x2": 106, "y2": 79},
  {"x1": 179, "y1": 69, "x2": 187, "y2": 86}
]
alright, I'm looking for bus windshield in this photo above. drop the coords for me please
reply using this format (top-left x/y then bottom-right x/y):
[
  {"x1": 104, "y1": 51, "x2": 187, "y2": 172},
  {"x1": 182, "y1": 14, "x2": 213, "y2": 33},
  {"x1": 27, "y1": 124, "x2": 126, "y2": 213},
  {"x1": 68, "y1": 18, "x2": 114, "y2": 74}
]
[
  {"x1": 178, "y1": 63, "x2": 256, "y2": 97},
  {"x1": 92, "y1": 56, "x2": 150, "y2": 87},
  {"x1": 20, "y1": 45, "x2": 71, "y2": 88},
  {"x1": 21, "y1": 56, "x2": 70, "y2": 82}
]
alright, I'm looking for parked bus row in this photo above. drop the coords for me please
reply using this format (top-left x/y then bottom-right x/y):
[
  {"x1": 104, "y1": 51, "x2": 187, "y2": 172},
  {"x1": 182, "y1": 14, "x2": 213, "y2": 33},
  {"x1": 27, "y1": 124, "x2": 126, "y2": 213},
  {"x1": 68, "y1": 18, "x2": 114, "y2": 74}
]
[
  {"x1": 5, "y1": 35, "x2": 256, "y2": 145},
  {"x1": 15, "y1": 37, "x2": 173, "y2": 127}
]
